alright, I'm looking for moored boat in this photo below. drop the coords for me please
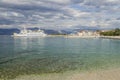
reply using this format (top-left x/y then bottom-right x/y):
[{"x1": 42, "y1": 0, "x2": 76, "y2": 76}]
[{"x1": 13, "y1": 27, "x2": 47, "y2": 37}]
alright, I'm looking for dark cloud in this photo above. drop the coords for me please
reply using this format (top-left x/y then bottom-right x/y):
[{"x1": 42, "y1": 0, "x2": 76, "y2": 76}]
[
  {"x1": 71, "y1": 0, "x2": 84, "y2": 3},
  {"x1": 116, "y1": 18, "x2": 120, "y2": 20},
  {"x1": 0, "y1": 18, "x2": 15, "y2": 25},
  {"x1": 0, "y1": 2, "x2": 60, "y2": 12}
]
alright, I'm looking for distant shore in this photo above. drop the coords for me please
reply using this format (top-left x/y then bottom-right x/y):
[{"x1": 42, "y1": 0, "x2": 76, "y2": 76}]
[
  {"x1": 48, "y1": 35, "x2": 120, "y2": 40},
  {"x1": 10, "y1": 33, "x2": 120, "y2": 39},
  {"x1": 64, "y1": 35, "x2": 120, "y2": 39},
  {"x1": 65, "y1": 35, "x2": 100, "y2": 38},
  {"x1": 13, "y1": 68, "x2": 120, "y2": 80},
  {"x1": 100, "y1": 36, "x2": 120, "y2": 39}
]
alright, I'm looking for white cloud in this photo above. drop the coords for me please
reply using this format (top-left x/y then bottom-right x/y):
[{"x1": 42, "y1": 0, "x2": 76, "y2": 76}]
[
  {"x1": 106, "y1": 0, "x2": 119, "y2": 2},
  {"x1": 0, "y1": 0, "x2": 120, "y2": 29}
]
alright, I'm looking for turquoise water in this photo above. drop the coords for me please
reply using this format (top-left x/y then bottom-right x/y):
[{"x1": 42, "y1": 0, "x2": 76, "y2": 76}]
[{"x1": 0, "y1": 35, "x2": 120, "y2": 79}]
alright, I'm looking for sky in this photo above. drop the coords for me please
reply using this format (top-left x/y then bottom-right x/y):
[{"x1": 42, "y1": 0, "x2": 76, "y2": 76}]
[{"x1": 0, "y1": 0, "x2": 120, "y2": 30}]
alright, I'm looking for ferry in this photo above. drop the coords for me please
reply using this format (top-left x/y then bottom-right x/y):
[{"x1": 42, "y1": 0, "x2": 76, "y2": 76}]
[{"x1": 13, "y1": 27, "x2": 47, "y2": 37}]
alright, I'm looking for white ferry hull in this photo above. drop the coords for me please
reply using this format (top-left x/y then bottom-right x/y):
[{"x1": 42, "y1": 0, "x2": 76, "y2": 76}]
[
  {"x1": 13, "y1": 33, "x2": 47, "y2": 37},
  {"x1": 13, "y1": 28, "x2": 47, "y2": 37}
]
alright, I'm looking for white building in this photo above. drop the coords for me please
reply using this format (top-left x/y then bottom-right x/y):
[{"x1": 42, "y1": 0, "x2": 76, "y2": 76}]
[{"x1": 68, "y1": 30, "x2": 100, "y2": 38}]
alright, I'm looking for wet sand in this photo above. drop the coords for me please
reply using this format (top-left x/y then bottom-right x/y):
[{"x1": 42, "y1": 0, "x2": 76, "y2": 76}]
[{"x1": 13, "y1": 68, "x2": 120, "y2": 80}]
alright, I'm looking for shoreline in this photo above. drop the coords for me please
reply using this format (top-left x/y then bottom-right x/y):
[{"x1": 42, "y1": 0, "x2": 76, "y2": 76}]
[
  {"x1": 100, "y1": 36, "x2": 120, "y2": 39},
  {"x1": 65, "y1": 35, "x2": 100, "y2": 38},
  {"x1": 13, "y1": 67, "x2": 120, "y2": 80},
  {"x1": 10, "y1": 34, "x2": 120, "y2": 39},
  {"x1": 65, "y1": 35, "x2": 120, "y2": 39}
]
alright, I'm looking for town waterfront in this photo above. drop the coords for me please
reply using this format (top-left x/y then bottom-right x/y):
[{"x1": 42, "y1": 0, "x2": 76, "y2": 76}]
[{"x1": 0, "y1": 35, "x2": 120, "y2": 80}]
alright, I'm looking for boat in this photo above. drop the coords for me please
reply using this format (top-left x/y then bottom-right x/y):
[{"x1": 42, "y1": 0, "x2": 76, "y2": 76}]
[{"x1": 13, "y1": 27, "x2": 47, "y2": 37}]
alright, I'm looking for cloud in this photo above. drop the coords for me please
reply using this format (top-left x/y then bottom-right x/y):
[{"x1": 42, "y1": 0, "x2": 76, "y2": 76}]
[{"x1": 0, "y1": 0, "x2": 120, "y2": 29}]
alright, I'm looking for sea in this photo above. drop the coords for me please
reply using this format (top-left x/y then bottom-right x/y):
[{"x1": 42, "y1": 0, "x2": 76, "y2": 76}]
[{"x1": 0, "y1": 35, "x2": 120, "y2": 79}]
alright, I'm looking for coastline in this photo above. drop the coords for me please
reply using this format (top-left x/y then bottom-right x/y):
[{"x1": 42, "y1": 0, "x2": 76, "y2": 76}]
[
  {"x1": 65, "y1": 35, "x2": 120, "y2": 39},
  {"x1": 13, "y1": 68, "x2": 120, "y2": 80},
  {"x1": 11, "y1": 33, "x2": 120, "y2": 39},
  {"x1": 100, "y1": 36, "x2": 120, "y2": 39},
  {"x1": 65, "y1": 35, "x2": 100, "y2": 38}
]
